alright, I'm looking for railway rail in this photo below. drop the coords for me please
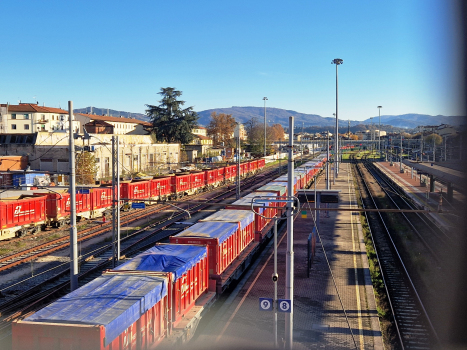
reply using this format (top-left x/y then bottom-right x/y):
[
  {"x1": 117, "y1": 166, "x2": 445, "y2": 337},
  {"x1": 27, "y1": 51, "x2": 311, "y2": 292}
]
[
  {"x1": 353, "y1": 156, "x2": 438, "y2": 349},
  {"x1": 0, "y1": 155, "x2": 316, "y2": 346}
]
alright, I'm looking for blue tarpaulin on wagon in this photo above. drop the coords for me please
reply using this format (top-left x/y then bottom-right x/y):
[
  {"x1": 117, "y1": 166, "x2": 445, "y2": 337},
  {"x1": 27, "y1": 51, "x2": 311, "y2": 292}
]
[
  {"x1": 201, "y1": 209, "x2": 255, "y2": 229},
  {"x1": 175, "y1": 221, "x2": 238, "y2": 244},
  {"x1": 25, "y1": 274, "x2": 167, "y2": 346},
  {"x1": 113, "y1": 244, "x2": 207, "y2": 280}
]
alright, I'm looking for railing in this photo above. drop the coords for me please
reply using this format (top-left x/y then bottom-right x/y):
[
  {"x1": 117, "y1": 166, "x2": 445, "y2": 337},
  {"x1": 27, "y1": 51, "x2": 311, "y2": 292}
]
[{"x1": 36, "y1": 119, "x2": 48, "y2": 124}]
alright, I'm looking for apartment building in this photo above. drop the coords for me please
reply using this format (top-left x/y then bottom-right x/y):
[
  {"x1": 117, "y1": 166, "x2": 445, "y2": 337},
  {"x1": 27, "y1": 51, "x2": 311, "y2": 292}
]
[{"x1": 0, "y1": 103, "x2": 80, "y2": 133}]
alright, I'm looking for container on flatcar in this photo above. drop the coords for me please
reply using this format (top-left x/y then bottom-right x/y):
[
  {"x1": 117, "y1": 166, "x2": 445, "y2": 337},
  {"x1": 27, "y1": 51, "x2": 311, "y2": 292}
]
[
  {"x1": 0, "y1": 195, "x2": 47, "y2": 238},
  {"x1": 120, "y1": 180, "x2": 151, "y2": 202},
  {"x1": 12, "y1": 274, "x2": 168, "y2": 350},
  {"x1": 226, "y1": 193, "x2": 277, "y2": 241},
  {"x1": 271, "y1": 175, "x2": 300, "y2": 193},
  {"x1": 170, "y1": 221, "x2": 239, "y2": 289},
  {"x1": 150, "y1": 176, "x2": 172, "y2": 200},
  {"x1": 171, "y1": 173, "x2": 191, "y2": 197},
  {"x1": 109, "y1": 244, "x2": 208, "y2": 328},
  {"x1": 256, "y1": 184, "x2": 288, "y2": 200},
  {"x1": 201, "y1": 209, "x2": 255, "y2": 253}
]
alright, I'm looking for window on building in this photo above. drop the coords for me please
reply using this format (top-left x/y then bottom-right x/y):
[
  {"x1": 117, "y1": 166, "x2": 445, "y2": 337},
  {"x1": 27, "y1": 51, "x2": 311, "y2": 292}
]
[
  {"x1": 24, "y1": 114, "x2": 29, "y2": 119},
  {"x1": 11, "y1": 124, "x2": 17, "y2": 130},
  {"x1": 11, "y1": 114, "x2": 16, "y2": 119},
  {"x1": 95, "y1": 158, "x2": 100, "y2": 163},
  {"x1": 60, "y1": 115, "x2": 64, "y2": 121},
  {"x1": 24, "y1": 124, "x2": 29, "y2": 130}
]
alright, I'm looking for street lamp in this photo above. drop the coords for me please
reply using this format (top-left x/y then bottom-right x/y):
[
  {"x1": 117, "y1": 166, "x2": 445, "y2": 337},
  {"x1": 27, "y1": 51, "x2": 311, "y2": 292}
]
[
  {"x1": 377, "y1": 106, "x2": 382, "y2": 156},
  {"x1": 331, "y1": 58, "x2": 343, "y2": 177},
  {"x1": 263, "y1": 97, "x2": 268, "y2": 158}
]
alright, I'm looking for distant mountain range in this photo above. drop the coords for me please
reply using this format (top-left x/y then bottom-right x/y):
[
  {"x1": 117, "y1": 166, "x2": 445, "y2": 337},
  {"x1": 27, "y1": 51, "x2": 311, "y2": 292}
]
[
  {"x1": 74, "y1": 107, "x2": 149, "y2": 121},
  {"x1": 75, "y1": 106, "x2": 465, "y2": 130}
]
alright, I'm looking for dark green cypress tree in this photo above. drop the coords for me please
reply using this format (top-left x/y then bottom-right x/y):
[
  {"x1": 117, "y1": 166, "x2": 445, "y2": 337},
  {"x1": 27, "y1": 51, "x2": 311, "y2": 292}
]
[{"x1": 145, "y1": 88, "x2": 198, "y2": 144}]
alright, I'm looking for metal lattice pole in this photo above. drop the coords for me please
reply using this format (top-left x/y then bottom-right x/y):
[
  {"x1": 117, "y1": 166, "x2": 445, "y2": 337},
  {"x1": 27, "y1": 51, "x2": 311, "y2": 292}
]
[
  {"x1": 112, "y1": 136, "x2": 120, "y2": 267},
  {"x1": 68, "y1": 101, "x2": 78, "y2": 291}
]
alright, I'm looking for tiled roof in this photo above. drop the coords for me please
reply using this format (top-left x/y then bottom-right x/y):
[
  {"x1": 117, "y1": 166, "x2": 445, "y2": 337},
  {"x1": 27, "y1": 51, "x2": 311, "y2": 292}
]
[
  {"x1": 76, "y1": 113, "x2": 152, "y2": 126},
  {"x1": 5, "y1": 103, "x2": 68, "y2": 114},
  {"x1": 194, "y1": 134, "x2": 212, "y2": 140}
]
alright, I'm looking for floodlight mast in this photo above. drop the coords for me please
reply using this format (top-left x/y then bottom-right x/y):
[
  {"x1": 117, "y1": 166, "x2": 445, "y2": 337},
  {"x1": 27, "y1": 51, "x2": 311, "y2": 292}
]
[{"x1": 331, "y1": 58, "x2": 343, "y2": 178}]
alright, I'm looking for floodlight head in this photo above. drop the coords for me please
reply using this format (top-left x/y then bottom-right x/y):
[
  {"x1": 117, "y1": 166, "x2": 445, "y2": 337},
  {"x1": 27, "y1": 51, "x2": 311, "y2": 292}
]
[
  {"x1": 332, "y1": 58, "x2": 344, "y2": 65},
  {"x1": 377, "y1": 106, "x2": 382, "y2": 109},
  {"x1": 73, "y1": 132, "x2": 80, "y2": 140}
]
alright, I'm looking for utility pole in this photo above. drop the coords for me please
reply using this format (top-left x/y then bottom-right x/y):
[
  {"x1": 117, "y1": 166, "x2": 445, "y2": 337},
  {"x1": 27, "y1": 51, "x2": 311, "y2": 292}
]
[
  {"x1": 326, "y1": 132, "x2": 330, "y2": 189},
  {"x1": 263, "y1": 97, "x2": 268, "y2": 158},
  {"x1": 68, "y1": 101, "x2": 78, "y2": 291},
  {"x1": 378, "y1": 106, "x2": 382, "y2": 156},
  {"x1": 236, "y1": 124, "x2": 241, "y2": 200},
  {"x1": 285, "y1": 116, "x2": 295, "y2": 350},
  {"x1": 112, "y1": 136, "x2": 121, "y2": 267}
]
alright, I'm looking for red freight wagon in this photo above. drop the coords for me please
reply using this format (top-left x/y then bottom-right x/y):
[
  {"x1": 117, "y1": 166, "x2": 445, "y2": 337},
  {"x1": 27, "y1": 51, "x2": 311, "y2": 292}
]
[
  {"x1": 120, "y1": 180, "x2": 151, "y2": 201},
  {"x1": 0, "y1": 195, "x2": 47, "y2": 238},
  {"x1": 91, "y1": 186, "x2": 113, "y2": 216},
  {"x1": 256, "y1": 184, "x2": 288, "y2": 213},
  {"x1": 150, "y1": 176, "x2": 172, "y2": 200},
  {"x1": 239, "y1": 162, "x2": 248, "y2": 176},
  {"x1": 12, "y1": 274, "x2": 168, "y2": 350},
  {"x1": 217, "y1": 167, "x2": 225, "y2": 183},
  {"x1": 257, "y1": 158, "x2": 266, "y2": 169},
  {"x1": 201, "y1": 209, "x2": 255, "y2": 254},
  {"x1": 205, "y1": 168, "x2": 222, "y2": 188},
  {"x1": 38, "y1": 191, "x2": 92, "y2": 226},
  {"x1": 109, "y1": 244, "x2": 209, "y2": 328},
  {"x1": 190, "y1": 172, "x2": 205, "y2": 192},
  {"x1": 170, "y1": 221, "x2": 239, "y2": 289},
  {"x1": 227, "y1": 192, "x2": 278, "y2": 240},
  {"x1": 171, "y1": 173, "x2": 191, "y2": 197},
  {"x1": 249, "y1": 160, "x2": 258, "y2": 173},
  {"x1": 224, "y1": 165, "x2": 236, "y2": 182}
]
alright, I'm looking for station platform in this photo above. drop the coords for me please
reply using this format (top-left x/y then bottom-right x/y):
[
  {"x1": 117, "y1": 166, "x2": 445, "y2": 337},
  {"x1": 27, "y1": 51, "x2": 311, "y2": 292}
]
[
  {"x1": 373, "y1": 161, "x2": 459, "y2": 233},
  {"x1": 185, "y1": 163, "x2": 383, "y2": 349}
]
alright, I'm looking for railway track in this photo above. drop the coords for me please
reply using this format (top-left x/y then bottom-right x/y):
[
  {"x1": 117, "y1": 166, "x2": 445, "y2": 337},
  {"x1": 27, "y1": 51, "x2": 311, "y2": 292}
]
[
  {"x1": 0, "y1": 155, "x2": 316, "y2": 345},
  {"x1": 353, "y1": 156, "x2": 438, "y2": 349},
  {"x1": 0, "y1": 169, "x2": 268, "y2": 272}
]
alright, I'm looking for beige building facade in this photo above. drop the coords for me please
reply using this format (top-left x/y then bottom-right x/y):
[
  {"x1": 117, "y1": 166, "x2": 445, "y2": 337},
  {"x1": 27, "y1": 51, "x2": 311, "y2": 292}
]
[
  {"x1": 0, "y1": 103, "x2": 80, "y2": 134},
  {"x1": 0, "y1": 132, "x2": 180, "y2": 179}
]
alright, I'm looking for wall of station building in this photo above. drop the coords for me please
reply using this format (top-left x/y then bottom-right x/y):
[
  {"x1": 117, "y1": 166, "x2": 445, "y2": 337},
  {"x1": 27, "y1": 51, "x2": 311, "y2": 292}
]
[{"x1": 0, "y1": 132, "x2": 180, "y2": 180}]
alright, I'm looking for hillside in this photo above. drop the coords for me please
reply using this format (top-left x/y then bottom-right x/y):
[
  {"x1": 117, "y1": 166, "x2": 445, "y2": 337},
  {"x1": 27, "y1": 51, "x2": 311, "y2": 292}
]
[
  {"x1": 75, "y1": 106, "x2": 465, "y2": 130},
  {"x1": 74, "y1": 107, "x2": 149, "y2": 122}
]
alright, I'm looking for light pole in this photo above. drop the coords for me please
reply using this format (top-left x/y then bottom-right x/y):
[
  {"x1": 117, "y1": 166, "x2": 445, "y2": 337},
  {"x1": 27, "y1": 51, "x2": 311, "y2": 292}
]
[
  {"x1": 263, "y1": 97, "x2": 268, "y2": 158},
  {"x1": 332, "y1": 58, "x2": 343, "y2": 177},
  {"x1": 377, "y1": 106, "x2": 382, "y2": 156}
]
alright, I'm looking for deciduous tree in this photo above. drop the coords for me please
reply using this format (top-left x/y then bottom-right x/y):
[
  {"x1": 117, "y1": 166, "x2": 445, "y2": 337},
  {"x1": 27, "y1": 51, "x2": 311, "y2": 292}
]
[
  {"x1": 146, "y1": 87, "x2": 198, "y2": 144},
  {"x1": 206, "y1": 112, "x2": 237, "y2": 147},
  {"x1": 76, "y1": 151, "x2": 98, "y2": 185}
]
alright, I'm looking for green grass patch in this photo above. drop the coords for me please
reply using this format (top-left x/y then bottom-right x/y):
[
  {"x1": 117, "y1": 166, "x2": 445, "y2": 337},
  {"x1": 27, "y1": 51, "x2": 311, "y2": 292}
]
[{"x1": 0, "y1": 247, "x2": 12, "y2": 256}]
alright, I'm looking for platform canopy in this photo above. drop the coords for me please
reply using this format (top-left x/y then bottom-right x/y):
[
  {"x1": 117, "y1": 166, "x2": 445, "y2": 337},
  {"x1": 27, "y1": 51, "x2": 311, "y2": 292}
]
[{"x1": 403, "y1": 160, "x2": 466, "y2": 191}]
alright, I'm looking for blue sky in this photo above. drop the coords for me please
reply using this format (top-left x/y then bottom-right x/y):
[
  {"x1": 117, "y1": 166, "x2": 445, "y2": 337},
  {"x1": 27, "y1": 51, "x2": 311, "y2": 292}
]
[{"x1": 0, "y1": 0, "x2": 462, "y2": 121}]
